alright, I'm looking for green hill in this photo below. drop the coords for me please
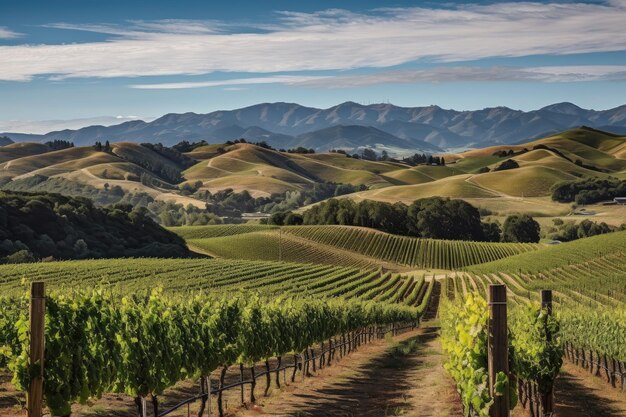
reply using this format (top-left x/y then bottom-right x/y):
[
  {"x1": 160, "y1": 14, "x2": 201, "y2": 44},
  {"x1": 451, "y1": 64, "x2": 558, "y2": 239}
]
[
  {"x1": 467, "y1": 230, "x2": 626, "y2": 274},
  {"x1": 172, "y1": 224, "x2": 540, "y2": 270}
]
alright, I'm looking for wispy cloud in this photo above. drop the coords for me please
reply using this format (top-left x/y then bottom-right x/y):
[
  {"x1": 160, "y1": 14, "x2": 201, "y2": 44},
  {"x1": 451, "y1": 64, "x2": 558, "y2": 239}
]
[
  {"x1": 299, "y1": 65, "x2": 626, "y2": 87},
  {"x1": 2, "y1": 2, "x2": 626, "y2": 81},
  {"x1": 129, "y1": 66, "x2": 626, "y2": 89},
  {"x1": 129, "y1": 75, "x2": 329, "y2": 89},
  {"x1": 0, "y1": 26, "x2": 22, "y2": 39}
]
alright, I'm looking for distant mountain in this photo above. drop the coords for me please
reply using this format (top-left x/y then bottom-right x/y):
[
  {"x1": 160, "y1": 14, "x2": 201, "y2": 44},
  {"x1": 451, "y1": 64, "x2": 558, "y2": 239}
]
[
  {"x1": 3, "y1": 101, "x2": 626, "y2": 151},
  {"x1": 291, "y1": 125, "x2": 442, "y2": 153}
]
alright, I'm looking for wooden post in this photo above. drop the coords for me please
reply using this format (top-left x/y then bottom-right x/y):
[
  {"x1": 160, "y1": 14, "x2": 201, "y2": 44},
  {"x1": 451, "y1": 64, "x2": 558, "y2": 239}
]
[
  {"x1": 239, "y1": 364, "x2": 245, "y2": 404},
  {"x1": 488, "y1": 284, "x2": 509, "y2": 417},
  {"x1": 541, "y1": 290, "x2": 552, "y2": 316},
  {"x1": 540, "y1": 290, "x2": 554, "y2": 416},
  {"x1": 250, "y1": 367, "x2": 256, "y2": 403},
  {"x1": 151, "y1": 394, "x2": 159, "y2": 417},
  {"x1": 28, "y1": 282, "x2": 45, "y2": 417}
]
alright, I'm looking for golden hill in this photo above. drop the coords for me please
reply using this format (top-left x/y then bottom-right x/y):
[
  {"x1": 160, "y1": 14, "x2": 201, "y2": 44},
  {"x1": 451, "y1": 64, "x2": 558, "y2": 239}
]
[{"x1": 0, "y1": 127, "x2": 623, "y2": 215}]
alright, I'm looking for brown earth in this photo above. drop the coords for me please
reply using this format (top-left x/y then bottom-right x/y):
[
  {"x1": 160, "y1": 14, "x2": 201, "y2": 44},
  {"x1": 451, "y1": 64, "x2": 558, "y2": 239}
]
[{"x1": 236, "y1": 321, "x2": 462, "y2": 417}]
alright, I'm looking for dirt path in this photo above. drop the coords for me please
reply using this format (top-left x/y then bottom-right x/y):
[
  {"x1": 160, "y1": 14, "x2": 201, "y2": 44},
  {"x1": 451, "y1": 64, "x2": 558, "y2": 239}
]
[
  {"x1": 237, "y1": 321, "x2": 461, "y2": 417},
  {"x1": 513, "y1": 361, "x2": 626, "y2": 417},
  {"x1": 553, "y1": 362, "x2": 626, "y2": 417}
]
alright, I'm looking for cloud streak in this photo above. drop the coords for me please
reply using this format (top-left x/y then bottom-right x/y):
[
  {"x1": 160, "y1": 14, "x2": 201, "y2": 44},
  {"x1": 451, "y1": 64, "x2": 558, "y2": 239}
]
[
  {"x1": 128, "y1": 66, "x2": 626, "y2": 89},
  {"x1": 0, "y1": 27, "x2": 21, "y2": 39},
  {"x1": 2, "y1": 2, "x2": 626, "y2": 81},
  {"x1": 129, "y1": 75, "x2": 329, "y2": 89}
]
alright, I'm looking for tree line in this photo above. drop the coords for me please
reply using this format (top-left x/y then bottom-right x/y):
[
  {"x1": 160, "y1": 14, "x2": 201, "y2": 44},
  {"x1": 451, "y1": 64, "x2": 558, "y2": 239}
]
[
  {"x1": 551, "y1": 178, "x2": 626, "y2": 205},
  {"x1": 270, "y1": 197, "x2": 541, "y2": 243}
]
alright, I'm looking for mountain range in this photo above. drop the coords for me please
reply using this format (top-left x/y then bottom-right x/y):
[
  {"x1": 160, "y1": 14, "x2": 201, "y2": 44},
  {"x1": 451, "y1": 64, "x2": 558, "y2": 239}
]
[{"x1": 3, "y1": 101, "x2": 626, "y2": 154}]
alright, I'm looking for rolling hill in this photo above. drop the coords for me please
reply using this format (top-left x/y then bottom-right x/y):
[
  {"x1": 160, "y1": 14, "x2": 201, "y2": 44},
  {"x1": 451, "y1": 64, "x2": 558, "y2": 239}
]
[
  {"x1": 0, "y1": 127, "x2": 624, "y2": 220},
  {"x1": 4, "y1": 101, "x2": 626, "y2": 151},
  {"x1": 171, "y1": 224, "x2": 540, "y2": 271}
]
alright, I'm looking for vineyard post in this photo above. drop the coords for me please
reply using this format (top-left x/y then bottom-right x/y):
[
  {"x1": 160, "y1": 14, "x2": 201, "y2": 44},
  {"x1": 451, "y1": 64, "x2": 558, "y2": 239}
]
[
  {"x1": 239, "y1": 364, "x2": 245, "y2": 404},
  {"x1": 28, "y1": 282, "x2": 45, "y2": 417},
  {"x1": 488, "y1": 284, "x2": 509, "y2": 417},
  {"x1": 540, "y1": 290, "x2": 554, "y2": 416}
]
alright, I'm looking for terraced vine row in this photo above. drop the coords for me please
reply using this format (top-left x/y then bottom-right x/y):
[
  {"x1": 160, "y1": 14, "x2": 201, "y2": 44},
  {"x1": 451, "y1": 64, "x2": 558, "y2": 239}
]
[
  {"x1": 187, "y1": 231, "x2": 376, "y2": 268},
  {"x1": 444, "y1": 232, "x2": 626, "y2": 392},
  {"x1": 0, "y1": 258, "x2": 434, "y2": 307},
  {"x1": 282, "y1": 225, "x2": 539, "y2": 269},
  {"x1": 170, "y1": 224, "x2": 277, "y2": 239},
  {"x1": 0, "y1": 257, "x2": 436, "y2": 416}
]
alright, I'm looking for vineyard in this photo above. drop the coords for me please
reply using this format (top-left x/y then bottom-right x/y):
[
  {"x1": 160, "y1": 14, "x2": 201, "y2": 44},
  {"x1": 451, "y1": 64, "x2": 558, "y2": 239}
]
[
  {"x1": 173, "y1": 225, "x2": 540, "y2": 270},
  {"x1": 186, "y1": 231, "x2": 377, "y2": 268},
  {"x1": 437, "y1": 230, "x2": 626, "y2": 416},
  {"x1": 170, "y1": 224, "x2": 278, "y2": 239},
  {"x1": 0, "y1": 258, "x2": 435, "y2": 305},
  {"x1": 0, "y1": 226, "x2": 625, "y2": 417},
  {"x1": 0, "y1": 257, "x2": 435, "y2": 416}
]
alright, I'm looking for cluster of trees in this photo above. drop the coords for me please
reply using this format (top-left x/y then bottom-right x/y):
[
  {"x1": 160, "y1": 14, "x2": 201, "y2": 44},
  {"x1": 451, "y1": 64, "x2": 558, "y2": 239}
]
[
  {"x1": 551, "y1": 178, "x2": 626, "y2": 204},
  {"x1": 93, "y1": 141, "x2": 112, "y2": 153},
  {"x1": 329, "y1": 149, "x2": 446, "y2": 165},
  {"x1": 500, "y1": 214, "x2": 540, "y2": 243},
  {"x1": 141, "y1": 143, "x2": 196, "y2": 169},
  {"x1": 45, "y1": 140, "x2": 74, "y2": 150},
  {"x1": 153, "y1": 201, "x2": 222, "y2": 227},
  {"x1": 191, "y1": 182, "x2": 367, "y2": 217},
  {"x1": 0, "y1": 191, "x2": 191, "y2": 263},
  {"x1": 275, "y1": 197, "x2": 540, "y2": 242},
  {"x1": 546, "y1": 218, "x2": 625, "y2": 242},
  {"x1": 172, "y1": 140, "x2": 209, "y2": 153},
  {"x1": 492, "y1": 148, "x2": 528, "y2": 157},
  {"x1": 330, "y1": 148, "x2": 389, "y2": 161},
  {"x1": 284, "y1": 147, "x2": 315, "y2": 154},
  {"x1": 493, "y1": 159, "x2": 519, "y2": 171},
  {"x1": 0, "y1": 176, "x2": 222, "y2": 227},
  {"x1": 402, "y1": 153, "x2": 445, "y2": 166}
]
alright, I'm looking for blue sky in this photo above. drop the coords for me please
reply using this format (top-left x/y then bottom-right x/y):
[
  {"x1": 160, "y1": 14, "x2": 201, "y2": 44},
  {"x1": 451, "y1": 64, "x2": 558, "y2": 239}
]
[{"x1": 1, "y1": 0, "x2": 625, "y2": 133}]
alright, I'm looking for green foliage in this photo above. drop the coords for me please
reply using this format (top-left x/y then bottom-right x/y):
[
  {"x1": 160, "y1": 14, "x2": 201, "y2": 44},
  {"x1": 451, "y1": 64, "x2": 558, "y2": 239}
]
[
  {"x1": 440, "y1": 293, "x2": 492, "y2": 417},
  {"x1": 0, "y1": 191, "x2": 191, "y2": 262},
  {"x1": 468, "y1": 230, "x2": 626, "y2": 275},
  {"x1": 302, "y1": 197, "x2": 501, "y2": 241},
  {"x1": 547, "y1": 218, "x2": 617, "y2": 242},
  {"x1": 2, "y1": 287, "x2": 426, "y2": 416},
  {"x1": 441, "y1": 293, "x2": 563, "y2": 417},
  {"x1": 560, "y1": 307, "x2": 626, "y2": 362},
  {"x1": 551, "y1": 178, "x2": 626, "y2": 204},
  {"x1": 501, "y1": 214, "x2": 540, "y2": 243},
  {"x1": 509, "y1": 303, "x2": 563, "y2": 394}
]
